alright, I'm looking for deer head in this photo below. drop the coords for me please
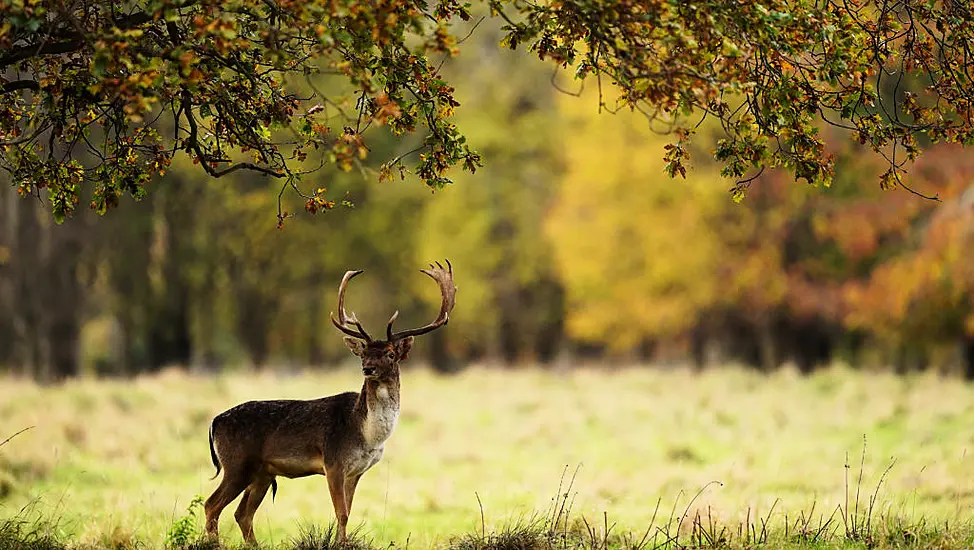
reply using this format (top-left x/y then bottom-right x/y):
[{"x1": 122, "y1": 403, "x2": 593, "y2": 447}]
[{"x1": 330, "y1": 260, "x2": 456, "y2": 379}]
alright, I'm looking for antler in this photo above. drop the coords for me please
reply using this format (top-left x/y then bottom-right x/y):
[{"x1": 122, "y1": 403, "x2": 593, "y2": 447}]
[
  {"x1": 387, "y1": 259, "x2": 457, "y2": 341},
  {"x1": 330, "y1": 270, "x2": 372, "y2": 342}
]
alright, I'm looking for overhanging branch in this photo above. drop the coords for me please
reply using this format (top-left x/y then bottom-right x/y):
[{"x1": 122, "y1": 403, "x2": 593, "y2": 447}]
[
  {"x1": 0, "y1": 39, "x2": 85, "y2": 70},
  {"x1": 180, "y1": 88, "x2": 284, "y2": 179},
  {"x1": 0, "y1": 80, "x2": 40, "y2": 94},
  {"x1": 0, "y1": 4, "x2": 186, "y2": 70},
  {"x1": 209, "y1": 162, "x2": 284, "y2": 178},
  {"x1": 0, "y1": 123, "x2": 51, "y2": 146}
]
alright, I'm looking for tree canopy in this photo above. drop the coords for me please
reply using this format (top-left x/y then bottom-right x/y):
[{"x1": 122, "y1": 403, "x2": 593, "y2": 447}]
[{"x1": 2, "y1": 0, "x2": 973, "y2": 221}]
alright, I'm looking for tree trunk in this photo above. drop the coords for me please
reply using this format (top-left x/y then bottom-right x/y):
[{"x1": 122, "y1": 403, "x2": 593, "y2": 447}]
[
  {"x1": 45, "y1": 215, "x2": 85, "y2": 380},
  {"x1": 963, "y1": 337, "x2": 974, "y2": 381},
  {"x1": 147, "y1": 288, "x2": 192, "y2": 370},
  {"x1": 893, "y1": 343, "x2": 909, "y2": 375},
  {"x1": 533, "y1": 277, "x2": 564, "y2": 365},
  {"x1": 427, "y1": 329, "x2": 459, "y2": 373},
  {"x1": 0, "y1": 183, "x2": 16, "y2": 367},
  {"x1": 193, "y1": 260, "x2": 219, "y2": 371},
  {"x1": 146, "y1": 177, "x2": 196, "y2": 371},
  {"x1": 48, "y1": 317, "x2": 80, "y2": 380},
  {"x1": 103, "y1": 197, "x2": 154, "y2": 374},
  {"x1": 116, "y1": 310, "x2": 138, "y2": 375},
  {"x1": 496, "y1": 290, "x2": 520, "y2": 365},
  {"x1": 147, "y1": 247, "x2": 192, "y2": 370},
  {"x1": 535, "y1": 321, "x2": 562, "y2": 364},
  {"x1": 689, "y1": 321, "x2": 707, "y2": 371},
  {"x1": 15, "y1": 199, "x2": 44, "y2": 379},
  {"x1": 236, "y1": 290, "x2": 272, "y2": 368},
  {"x1": 757, "y1": 316, "x2": 778, "y2": 372},
  {"x1": 637, "y1": 338, "x2": 657, "y2": 363}
]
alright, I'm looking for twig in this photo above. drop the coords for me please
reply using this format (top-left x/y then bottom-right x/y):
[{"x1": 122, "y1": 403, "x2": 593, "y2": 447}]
[
  {"x1": 0, "y1": 124, "x2": 51, "y2": 147},
  {"x1": 475, "y1": 491, "x2": 485, "y2": 539},
  {"x1": 0, "y1": 426, "x2": 35, "y2": 449},
  {"x1": 550, "y1": 67, "x2": 584, "y2": 97}
]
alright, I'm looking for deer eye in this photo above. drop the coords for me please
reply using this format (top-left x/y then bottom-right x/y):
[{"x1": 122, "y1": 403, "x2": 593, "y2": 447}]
[{"x1": 386, "y1": 352, "x2": 395, "y2": 360}]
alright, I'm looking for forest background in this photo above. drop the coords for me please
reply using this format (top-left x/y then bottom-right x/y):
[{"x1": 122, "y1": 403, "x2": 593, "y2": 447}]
[{"x1": 2, "y1": 14, "x2": 974, "y2": 383}]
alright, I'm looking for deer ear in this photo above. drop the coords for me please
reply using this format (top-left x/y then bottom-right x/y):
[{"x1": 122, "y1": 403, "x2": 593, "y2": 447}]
[
  {"x1": 394, "y1": 336, "x2": 414, "y2": 361},
  {"x1": 343, "y1": 337, "x2": 367, "y2": 357}
]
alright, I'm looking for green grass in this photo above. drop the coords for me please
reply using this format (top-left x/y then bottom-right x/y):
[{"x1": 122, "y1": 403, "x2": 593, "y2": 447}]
[{"x1": 1, "y1": 364, "x2": 974, "y2": 549}]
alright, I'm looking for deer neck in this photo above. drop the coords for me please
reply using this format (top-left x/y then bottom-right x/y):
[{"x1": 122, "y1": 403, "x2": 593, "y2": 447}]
[{"x1": 357, "y1": 375, "x2": 400, "y2": 447}]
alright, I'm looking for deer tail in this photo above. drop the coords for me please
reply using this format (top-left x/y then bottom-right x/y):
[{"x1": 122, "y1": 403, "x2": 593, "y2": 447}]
[
  {"x1": 271, "y1": 478, "x2": 278, "y2": 502},
  {"x1": 208, "y1": 420, "x2": 221, "y2": 480}
]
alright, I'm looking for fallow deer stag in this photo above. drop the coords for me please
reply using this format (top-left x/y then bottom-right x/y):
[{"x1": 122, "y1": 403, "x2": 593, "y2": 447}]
[{"x1": 204, "y1": 260, "x2": 456, "y2": 544}]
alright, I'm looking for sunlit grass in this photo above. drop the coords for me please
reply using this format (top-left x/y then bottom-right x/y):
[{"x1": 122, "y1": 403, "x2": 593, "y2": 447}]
[{"x1": 1, "y1": 364, "x2": 973, "y2": 548}]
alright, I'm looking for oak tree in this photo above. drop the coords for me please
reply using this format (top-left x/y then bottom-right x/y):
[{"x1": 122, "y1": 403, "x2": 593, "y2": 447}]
[
  {"x1": 3, "y1": 0, "x2": 973, "y2": 221},
  {"x1": 0, "y1": 0, "x2": 481, "y2": 222}
]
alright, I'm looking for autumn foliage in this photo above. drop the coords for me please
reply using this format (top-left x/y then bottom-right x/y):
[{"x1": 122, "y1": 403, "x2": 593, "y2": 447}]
[
  {"x1": 3, "y1": 12, "x2": 974, "y2": 381},
  {"x1": 4, "y1": 0, "x2": 974, "y2": 222},
  {"x1": 546, "y1": 86, "x2": 974, "y2": 376}
]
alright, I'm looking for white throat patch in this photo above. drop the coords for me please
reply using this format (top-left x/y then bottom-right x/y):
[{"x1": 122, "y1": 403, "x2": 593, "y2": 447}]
[{"x1": 363, "y1": 383, "x2": 399, "y2": 447}]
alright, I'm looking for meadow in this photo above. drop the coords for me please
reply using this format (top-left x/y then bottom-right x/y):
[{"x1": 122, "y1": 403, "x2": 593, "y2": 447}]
[{"x1": 1, "y1": 363, "x2": 974, "y2": 549}]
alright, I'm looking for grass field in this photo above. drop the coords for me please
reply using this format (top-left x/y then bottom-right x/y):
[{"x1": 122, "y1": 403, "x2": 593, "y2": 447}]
[{"x1": 1, "y1": 364, "x2": 974, "y2": 549}]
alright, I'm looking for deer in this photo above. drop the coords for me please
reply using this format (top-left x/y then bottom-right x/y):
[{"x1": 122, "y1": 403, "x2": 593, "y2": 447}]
[{"x1": 203, "y1": 260, "x2": 456, "y2": 545}]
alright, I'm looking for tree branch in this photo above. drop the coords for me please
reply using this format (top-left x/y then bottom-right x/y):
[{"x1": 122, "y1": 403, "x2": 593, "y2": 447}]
[
  {"x1": 0, "y1": 80, "x2": 41, "y2": 94},
  {"x1": 0, "y1": 38, "x2": 85, "y2": 70},
  {"x1": 0, "y1": 123, "x2": 51, "y2": 146},
  {"x1": 0, "y1": 1, "x2": 194, "y2": 70},
  {"x1": 180, "y1": 88, "x2": 283, "y2": 179},
  {"x1": 209, "y1": 162, "x2": 284, "y2": 178}
]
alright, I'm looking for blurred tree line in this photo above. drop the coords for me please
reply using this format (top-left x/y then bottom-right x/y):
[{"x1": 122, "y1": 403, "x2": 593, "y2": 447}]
[{"x1": 2, "y1": 23, "x2": 974, "y2": 382}]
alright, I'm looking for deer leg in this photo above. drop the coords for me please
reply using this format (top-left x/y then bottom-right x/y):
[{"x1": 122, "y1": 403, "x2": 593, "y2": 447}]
[
  {"x1": 325, "y1": 467, "x2": 349, "y2": 543},
  {"x1": 235, "y1": 476, "x2": 272, "y2": 544},
  {"x1": 233, "y1": 487, "x2": 253, "y2": 540},
  {"x1": 343, "y1": 474, "x2": 363, "y2": 516},
  {"x1": 204, "y1": 467, "x2": 252, "y2": 539}
]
